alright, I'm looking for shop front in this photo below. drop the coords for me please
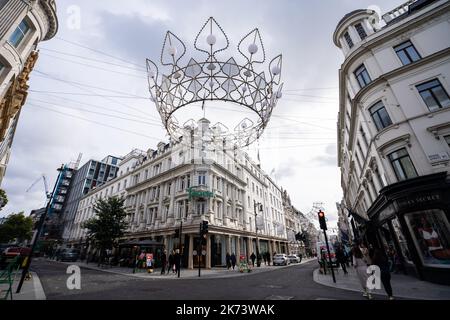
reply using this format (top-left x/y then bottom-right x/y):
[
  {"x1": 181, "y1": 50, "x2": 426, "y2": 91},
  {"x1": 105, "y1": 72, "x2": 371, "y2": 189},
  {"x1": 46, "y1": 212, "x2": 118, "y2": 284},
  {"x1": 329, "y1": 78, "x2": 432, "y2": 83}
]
[{"x1": 367, "y1": 172, "x2": 450, "y2": 285}]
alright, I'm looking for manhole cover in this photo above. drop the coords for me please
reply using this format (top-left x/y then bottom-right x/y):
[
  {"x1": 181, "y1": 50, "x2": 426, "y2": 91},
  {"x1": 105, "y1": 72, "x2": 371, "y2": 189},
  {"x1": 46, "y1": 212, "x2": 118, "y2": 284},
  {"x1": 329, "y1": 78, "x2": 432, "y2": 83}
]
[{"x1": 265, "y1": 295, "x2": 293, "y2": 300}]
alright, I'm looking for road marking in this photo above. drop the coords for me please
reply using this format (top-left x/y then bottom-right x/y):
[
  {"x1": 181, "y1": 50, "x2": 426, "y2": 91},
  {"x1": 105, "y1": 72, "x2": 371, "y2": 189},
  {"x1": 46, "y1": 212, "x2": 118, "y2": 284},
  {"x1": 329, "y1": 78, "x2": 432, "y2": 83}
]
[{"x1": 265, "y1": 295, "x2": 294, "y2": 300}]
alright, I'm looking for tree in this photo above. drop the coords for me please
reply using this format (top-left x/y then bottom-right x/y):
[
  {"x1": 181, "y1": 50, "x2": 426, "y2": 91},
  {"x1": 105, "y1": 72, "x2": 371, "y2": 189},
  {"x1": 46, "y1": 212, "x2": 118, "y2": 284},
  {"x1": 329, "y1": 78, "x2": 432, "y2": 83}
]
[
  {"x1": 0, "y1": 189, "x2": 8, "y2": 211},
  {"x1": 0, "y1": 212, "x2": 33, "y2": 244},
  {"x1": 82, "y1": 197, "x2": 129, "y2": 264}
]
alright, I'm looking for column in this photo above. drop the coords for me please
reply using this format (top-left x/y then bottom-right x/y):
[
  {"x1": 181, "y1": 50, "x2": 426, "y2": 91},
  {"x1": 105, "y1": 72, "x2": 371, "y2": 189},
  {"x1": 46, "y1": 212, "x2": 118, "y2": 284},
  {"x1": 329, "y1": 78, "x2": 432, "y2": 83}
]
[
  {"x1": 206, "y1": 234, "x2": 212, "y2": 269},
  {"x1": 247, "y1": 237, "x2": 252, "y2": 259},
  {"x1": 163, "y1": 236, "x2": 168, "y2": 251},
  {"x1": 188, "y1": 234, "x2": 194, "y2": 269},
  {"x1": 236, "y1": 236, "x2": 241, "y2": 262},
  {"x1": 268, "y1": 240, "x2": 273, "y2": 264},
  {"x1": 226, "y1": 235, "x2": 231, "y2": 254}
]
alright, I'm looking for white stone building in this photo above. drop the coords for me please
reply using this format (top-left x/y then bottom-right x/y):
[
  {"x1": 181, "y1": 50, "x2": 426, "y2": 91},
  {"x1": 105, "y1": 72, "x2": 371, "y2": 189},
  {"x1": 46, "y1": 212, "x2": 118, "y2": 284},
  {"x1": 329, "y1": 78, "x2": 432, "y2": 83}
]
[
  {"x1": 0, "y1": 0, "x2": 58, "y2": 185},
  {"x1": 334, "y1": 0, "x2": 450, "y2": 285},
  {"x1": 70, "y1": 119, "x2": 289, "y2": 269}
]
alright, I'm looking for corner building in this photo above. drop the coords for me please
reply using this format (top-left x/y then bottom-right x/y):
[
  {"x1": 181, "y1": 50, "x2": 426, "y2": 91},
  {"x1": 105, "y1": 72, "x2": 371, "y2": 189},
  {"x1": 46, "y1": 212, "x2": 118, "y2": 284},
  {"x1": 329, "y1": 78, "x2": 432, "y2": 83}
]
[
  {"x1": 71, "y1": 119, "x2": 289, "y2": 269},
  {"x1": 335, "y1": 0, "x2": 450, "y2": 284}
]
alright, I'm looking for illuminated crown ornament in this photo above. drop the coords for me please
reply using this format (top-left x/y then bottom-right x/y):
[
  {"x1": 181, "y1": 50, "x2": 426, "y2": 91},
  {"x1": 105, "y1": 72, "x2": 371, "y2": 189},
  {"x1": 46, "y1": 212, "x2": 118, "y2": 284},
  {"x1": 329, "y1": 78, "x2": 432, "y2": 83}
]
[{"x1": 146, "y1": 17, "x2": 283, "y2": 148}]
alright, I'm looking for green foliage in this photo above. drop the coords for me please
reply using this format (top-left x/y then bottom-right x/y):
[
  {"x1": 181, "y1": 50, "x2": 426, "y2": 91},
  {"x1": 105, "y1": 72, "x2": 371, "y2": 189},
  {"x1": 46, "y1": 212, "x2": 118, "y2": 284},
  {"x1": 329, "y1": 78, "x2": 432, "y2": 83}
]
[
  {"x1": 0, "y1": 212, "x2": 33, "y2": 244},
  {"x1": 82, "y1": 197, "x2": 129, "y2": 251},
  {"x1": 0, "y1": 189, "x2": 8, "y2": 210}
]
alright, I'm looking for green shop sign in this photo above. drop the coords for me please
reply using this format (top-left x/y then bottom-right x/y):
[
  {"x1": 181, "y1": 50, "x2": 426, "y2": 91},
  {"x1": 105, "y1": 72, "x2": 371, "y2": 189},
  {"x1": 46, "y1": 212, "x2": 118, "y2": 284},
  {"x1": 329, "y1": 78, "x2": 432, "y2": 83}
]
[{"x1": 187, "y1": 187, "x2": 214, "y2": 200}]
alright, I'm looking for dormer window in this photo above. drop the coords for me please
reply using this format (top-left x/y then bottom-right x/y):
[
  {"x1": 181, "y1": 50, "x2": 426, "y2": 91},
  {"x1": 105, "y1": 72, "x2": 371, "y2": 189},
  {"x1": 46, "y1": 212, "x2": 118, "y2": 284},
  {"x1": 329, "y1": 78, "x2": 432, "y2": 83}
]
[
  {"x1": 344, "y1": 32, "x2": 354, "y2": 49},
  {"x1": 354, "y1": 23, "x2": 367, "y2": 40}
]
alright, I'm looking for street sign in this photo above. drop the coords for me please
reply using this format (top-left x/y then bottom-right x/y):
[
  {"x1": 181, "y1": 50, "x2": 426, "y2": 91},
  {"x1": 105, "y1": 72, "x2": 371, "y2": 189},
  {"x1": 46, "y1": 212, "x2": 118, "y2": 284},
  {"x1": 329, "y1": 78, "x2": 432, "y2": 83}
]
[
  {"x1": 193, "y1": 250, "x2": 197, "y2": 256},
  {"x1": 201, "y1": 250, "x2": 206, "y2": 256}
]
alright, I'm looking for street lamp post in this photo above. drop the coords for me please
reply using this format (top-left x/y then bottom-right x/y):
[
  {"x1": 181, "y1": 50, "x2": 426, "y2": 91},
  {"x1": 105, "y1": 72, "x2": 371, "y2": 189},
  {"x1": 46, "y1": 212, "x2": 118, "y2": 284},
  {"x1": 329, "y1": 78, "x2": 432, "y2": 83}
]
[{"x1": 253, "y1": 201, "x2": 262, "y2": 267}]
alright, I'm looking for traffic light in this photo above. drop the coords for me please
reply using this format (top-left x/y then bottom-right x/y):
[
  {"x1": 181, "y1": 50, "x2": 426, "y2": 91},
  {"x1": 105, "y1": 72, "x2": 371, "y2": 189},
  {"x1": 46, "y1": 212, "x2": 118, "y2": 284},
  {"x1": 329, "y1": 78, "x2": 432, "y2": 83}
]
[
  {"x1": 201, "y1": 220, "x2": 208, "y2": 235},
  {"x1": 201, "y1": 233, "x2": 207, "y2": 246},
  {"x1": 174, "y1": 228, "x2": 180, "y2": 238},
  {"x1": 318, "y1": 210, "x2": 327, "y2": 230}
]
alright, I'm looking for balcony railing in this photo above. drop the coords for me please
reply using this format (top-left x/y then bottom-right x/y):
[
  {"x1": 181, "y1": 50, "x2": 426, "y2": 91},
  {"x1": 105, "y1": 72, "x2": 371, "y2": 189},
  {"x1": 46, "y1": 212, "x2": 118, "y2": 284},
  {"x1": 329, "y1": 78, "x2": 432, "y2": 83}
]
[{"x1": 382, "y1": 0, "x2": 417, "y2": 23}]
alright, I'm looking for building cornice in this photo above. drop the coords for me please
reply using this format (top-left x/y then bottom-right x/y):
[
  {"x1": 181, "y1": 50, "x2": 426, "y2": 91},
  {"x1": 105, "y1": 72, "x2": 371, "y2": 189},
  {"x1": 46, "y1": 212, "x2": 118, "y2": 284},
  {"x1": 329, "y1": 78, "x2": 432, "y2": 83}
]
[{"x1": 38, "y1": 0, "x2": 58, "y2": 40}]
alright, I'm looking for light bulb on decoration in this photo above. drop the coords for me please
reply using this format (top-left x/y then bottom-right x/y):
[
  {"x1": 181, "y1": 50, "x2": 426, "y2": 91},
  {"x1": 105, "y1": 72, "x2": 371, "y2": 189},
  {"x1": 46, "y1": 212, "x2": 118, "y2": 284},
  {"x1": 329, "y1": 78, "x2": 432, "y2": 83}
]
[
  {"x1": 248, "y1": 43, "x2": 258, "y2": 54},
  {"x1": 168, "y1": 46, "x2": 177, "y2": 57},
  {"x1": 271, "y1": 65, "x2": 281, "y2": 76},
  {"x1": 207, "y1": 34, "x2": 216, "y2": 46}
]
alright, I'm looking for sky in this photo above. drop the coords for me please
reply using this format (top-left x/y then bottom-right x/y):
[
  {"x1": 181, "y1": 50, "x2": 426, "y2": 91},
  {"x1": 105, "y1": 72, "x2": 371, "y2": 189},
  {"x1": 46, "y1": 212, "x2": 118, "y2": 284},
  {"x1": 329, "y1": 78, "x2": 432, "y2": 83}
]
[{"x1": 1, "y1": 0, "x2": 406, "y2": 231}]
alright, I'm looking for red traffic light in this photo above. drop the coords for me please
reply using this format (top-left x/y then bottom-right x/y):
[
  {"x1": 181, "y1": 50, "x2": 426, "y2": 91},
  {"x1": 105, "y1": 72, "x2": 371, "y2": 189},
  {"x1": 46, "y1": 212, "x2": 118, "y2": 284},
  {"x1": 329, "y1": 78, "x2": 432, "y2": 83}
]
[{"x1": 318, "y1": 210, "x2": 327, "y2": 230}]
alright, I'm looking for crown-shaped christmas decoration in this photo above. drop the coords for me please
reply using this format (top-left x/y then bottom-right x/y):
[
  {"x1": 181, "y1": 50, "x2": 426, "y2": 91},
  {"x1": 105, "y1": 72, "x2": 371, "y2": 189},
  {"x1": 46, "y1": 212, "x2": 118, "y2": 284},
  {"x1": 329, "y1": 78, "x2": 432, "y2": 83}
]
[{"x1": 146, "y1": 17, "x2": 283, "y2": 148}]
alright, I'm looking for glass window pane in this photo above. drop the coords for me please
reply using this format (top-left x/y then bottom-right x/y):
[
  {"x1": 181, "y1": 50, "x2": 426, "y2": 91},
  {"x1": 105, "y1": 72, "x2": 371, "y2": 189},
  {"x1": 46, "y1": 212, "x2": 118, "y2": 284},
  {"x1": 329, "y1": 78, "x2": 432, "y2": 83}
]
[
  {"x1": 372, "y1": 113, "x2": 383, "y2": 131},
  {"x1": 445, "y1": 135, "x2": 450, "y2": 147},
  {"x1": 406, "y1": 46, "x2": 420, "y2": 62},
  {"x1": 417, "y1": 80, "x2": 439, "y2": 92},
  {"x1": 392, "y1": 160, "x2": 406, "y2": 180},
  {"x1": 400, "y1": 156, "x2": 417, "y2": 179},
  {"x1": 405, "y1": 209, "x2": 450, "y2": 267},
  {"x1": 420, "y1": 91, "x2": 440, "y2": 111},
  {"x1": 431, "y1": 86, "x2": 450, "y2": 108},
  {"x1": 379, "y1": 107, "x2": 393, "y2": 127},
  {"x1": 395, "y1": 41, "x2": 412, "y2": 51},
  {"x1": 397, "y1": 50, "x2": 411, "y2": 65},
  {"x1": 362, "y1": 70, "x2": 371, "y2": 85}
]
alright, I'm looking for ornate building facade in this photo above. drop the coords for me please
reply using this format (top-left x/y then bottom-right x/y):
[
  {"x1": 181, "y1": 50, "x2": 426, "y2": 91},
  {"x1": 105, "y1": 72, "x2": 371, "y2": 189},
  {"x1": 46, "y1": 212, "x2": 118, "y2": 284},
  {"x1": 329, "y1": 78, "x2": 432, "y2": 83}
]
[
  {"x1": 69, "y1": 119, "x2": 290, "y2": 269},
  {"x1": 0, "y1": 0, "x2": 58, "y2": 185}
]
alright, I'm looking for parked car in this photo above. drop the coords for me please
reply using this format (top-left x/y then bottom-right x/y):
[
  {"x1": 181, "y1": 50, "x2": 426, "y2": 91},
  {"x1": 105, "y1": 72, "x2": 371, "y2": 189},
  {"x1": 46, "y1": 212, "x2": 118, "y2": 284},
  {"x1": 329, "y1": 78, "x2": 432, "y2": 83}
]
[
  {"x1": 273, "y1": 254, "x2": 290, "y2": 266},
  {"x1": 57, "y1": 248, "x2": 80, "y2": 262},
  {"x1": 287, "y1": 254, "x2": 302, "y2": 264}
]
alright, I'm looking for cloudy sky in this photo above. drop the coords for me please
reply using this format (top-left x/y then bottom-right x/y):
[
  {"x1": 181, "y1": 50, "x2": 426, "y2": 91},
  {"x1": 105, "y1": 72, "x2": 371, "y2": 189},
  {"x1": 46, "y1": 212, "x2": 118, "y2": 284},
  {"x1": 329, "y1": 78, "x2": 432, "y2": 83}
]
[{"x1": 1, "y1": 0, "x2": 405, "y2": 230}]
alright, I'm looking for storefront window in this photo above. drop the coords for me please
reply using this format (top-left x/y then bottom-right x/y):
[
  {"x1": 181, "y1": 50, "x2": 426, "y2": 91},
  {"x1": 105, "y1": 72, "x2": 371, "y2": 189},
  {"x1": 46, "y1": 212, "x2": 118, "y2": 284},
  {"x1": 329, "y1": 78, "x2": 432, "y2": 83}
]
[
  {"x1": 392, "y1": 217, "x2": 412, "y2": 262},
  {"x1": 405, "y1": 209, "x2": 450, "y2": 267}
]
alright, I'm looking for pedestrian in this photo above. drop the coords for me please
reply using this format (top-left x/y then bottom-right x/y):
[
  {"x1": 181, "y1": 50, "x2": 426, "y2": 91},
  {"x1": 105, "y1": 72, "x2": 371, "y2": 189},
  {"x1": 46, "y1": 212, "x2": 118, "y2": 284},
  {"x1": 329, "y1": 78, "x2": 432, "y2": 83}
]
[
  {"x1": 161, "y1": 250, "x2": 167, "y2": 275},
  {"x1": 168, "y1": 250, "x2": 175, "y2": 274},
  {"x1": 266, "y1": 252, "x2": 271, "y2": 266},
  {"x1": 174, "y1": 249, "x2": 181, "y2": 274},
  {"x1": 352, "y1": 244, "x2": 372, "y2": 299},
  {"x1": 387, "y1": 246, "x2": 396, "y2": 272},
  {"x1": 250, "y1": 252, "x2": 256, "y2": 267},
  {"x1": 226, "y1": 252, "x2": 231, "y2": 270},
  {"x1": 335, "y1": 245, "x2": 348, "y2": 274},
  {"x1": 372, "y1": 248, "x2": 394, "y2": 300},
  {"x1": 263, "y1": 253, "x2": 267, "y2": 266},
  {"x1": 231, "y1": 253, "x2": 237, "y2": 270}
]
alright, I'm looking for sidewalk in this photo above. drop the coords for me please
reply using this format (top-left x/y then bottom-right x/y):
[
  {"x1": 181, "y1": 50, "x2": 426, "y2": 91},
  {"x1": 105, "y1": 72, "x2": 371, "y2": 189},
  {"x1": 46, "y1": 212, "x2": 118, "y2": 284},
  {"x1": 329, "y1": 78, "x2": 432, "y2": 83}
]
[
  {"x1": 0, "y1": 271, "x2": 46, "y2": 300},
  {"x1": 313, "y1": 265, "x2": 450, "y2": 300},
  {"x1": 53, "y1": 258, "x2": 316, "y2": 280}
]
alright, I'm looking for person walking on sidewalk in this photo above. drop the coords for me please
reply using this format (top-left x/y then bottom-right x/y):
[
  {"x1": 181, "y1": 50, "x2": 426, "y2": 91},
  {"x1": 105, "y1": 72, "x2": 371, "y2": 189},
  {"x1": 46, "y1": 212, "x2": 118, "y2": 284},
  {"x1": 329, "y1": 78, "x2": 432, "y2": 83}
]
[
  {"x1": 336, "y1": 245, "x2": 348, "y2": 274},
  {"x1": 161, "y1": 250, "x2": 167, "y2": 275},
  {"x1": 231, "y1": 253, "x2": 237, "y2": 270},
  {"x1": 372, "y1": 248, "x2": 394, "y2": 300},
  {"x1": 250, "y1": 252, "x2": 256, "y2": 267},
  {"x1": 352, "y1": 244, "x2": 372, "y2": 299},
  {"x1": 226, "y1": 252, "x2": 231, "y2": 270},
  {"x1": 174, "y1": 249, "x2": 181, "y2": 274},
  {"x1": 168, "y1": 250, "x2": 175, "y2": 274}
]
